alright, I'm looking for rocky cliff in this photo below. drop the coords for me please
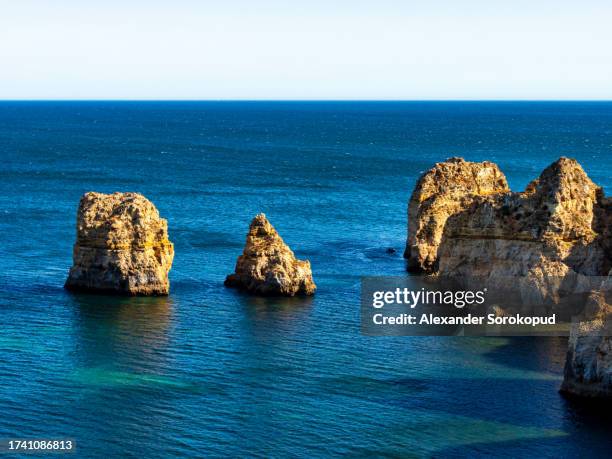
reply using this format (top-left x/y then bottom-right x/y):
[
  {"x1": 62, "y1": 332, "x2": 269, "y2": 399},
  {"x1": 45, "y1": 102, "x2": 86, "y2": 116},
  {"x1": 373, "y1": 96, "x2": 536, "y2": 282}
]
[
  {"x1": 406, "y1": 157, "x2": 609, "y2": 279},
  {"x1": 405, "y1": 157, "x2": 611, "y2": 399},
  {"x1": 560, "y1": 274, "x2": 611, "y2": 399},
  {"x1": 435, "y1": 158, "x2": 609, "y2": 285},
  {"x1": 225, "y1": 214, "x2": 316, "y2": 296},
  {"x1": 65, "y1": 192, "x2": 174, "y2": 295},
  {"x1": 404, "y1": 157, "x2": 509, "y2": 272}
]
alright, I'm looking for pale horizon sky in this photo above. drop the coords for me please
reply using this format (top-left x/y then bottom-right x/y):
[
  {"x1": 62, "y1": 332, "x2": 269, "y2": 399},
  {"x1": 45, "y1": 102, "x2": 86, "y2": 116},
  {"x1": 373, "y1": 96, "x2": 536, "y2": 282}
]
[{"x1": 1, "y1": 0, "x2": 612, "y2": 100}]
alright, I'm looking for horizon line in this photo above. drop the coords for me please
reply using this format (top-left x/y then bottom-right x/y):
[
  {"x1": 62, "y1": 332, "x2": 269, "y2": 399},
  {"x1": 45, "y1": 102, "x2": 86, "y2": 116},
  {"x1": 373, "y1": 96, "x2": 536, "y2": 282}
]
[{"x1": 1, "y1": 99, "x2": 612, "y2": 103}]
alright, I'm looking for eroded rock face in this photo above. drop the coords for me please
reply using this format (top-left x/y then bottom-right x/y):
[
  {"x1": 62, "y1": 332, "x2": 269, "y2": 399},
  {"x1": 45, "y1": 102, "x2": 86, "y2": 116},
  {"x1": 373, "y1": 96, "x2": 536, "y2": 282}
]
[
  {"x1": 436, "y1": 158, "x2": 609, "y2": 280},
  {"x1": 65, "y1": 192, "x2": 174, "y2": 295},
  {"x1": 561, "y1": 275, "x2": 612, "y2": 399},
  {"x1": 225, "y1": 214, "x2": 316, "y2": 296},
  {"x1": 406, "y1": 157, "x2": 611, "y2": 399},
  {"x1": 404, "y1": 157, "x2": 509, "y2": 272}
]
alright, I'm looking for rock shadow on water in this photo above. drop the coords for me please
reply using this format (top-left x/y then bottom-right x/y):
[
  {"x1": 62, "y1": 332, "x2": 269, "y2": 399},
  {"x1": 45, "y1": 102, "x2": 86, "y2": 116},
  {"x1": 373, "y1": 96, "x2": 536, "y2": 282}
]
[
  {"x1": 342, "y1": 408, "x2": 568, "y2": 458},
  {"x1": 436, "y1": 427, "x2": 608, "y2": 458},
  {"x1": 66, "y1": 293, "x2": 200, "y2": 393},
  {"x1": 374, "y1": 341, "x2": 611, "y2": 453},
  {"x1": 240, "y1": 292, "x2": 315, "y2": 311},
  {"x1": 317, "y1": 374, "x2": 429, "y2": 399},
  {"x1": 237, "y1": 292, "x2": 315, "y2": 330},
  {"x1": 480, "y1": 336, "x2": 568, "y2": 375},
  {"x1": 69, "y1": 293, "x2": 175, "y2": 348},
  {"x1": 226, "y1": 289, "x2": 316, "y2": 352}
]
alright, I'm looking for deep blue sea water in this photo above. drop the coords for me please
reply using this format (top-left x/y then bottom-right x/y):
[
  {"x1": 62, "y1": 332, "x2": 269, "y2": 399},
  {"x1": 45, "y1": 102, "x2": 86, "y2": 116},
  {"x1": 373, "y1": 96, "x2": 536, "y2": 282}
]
[{"x1": 0, "y1": 102, "x2": 611, "y2": 458}]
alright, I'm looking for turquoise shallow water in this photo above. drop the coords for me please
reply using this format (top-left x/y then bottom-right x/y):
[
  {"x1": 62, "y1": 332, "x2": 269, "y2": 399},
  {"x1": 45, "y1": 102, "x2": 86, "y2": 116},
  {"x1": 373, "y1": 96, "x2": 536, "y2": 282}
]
[{"x1": 0, "y1": 102, "x2": 611, "y2": 457}]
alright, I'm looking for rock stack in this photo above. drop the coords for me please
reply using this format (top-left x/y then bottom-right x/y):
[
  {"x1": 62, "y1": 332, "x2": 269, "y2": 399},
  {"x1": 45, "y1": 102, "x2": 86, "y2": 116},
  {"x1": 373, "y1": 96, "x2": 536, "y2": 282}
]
[
  {"x1": 404, "y1": 157, "x2": 509, "y2": 272},
  {"x1": 225, "y1": 214, "x2": 316, "y2": 296},
  {"x1": 405, "y1": 157, "x2": 611, "y2": 399},
  {"x1": 65, "y1": 192, "x2": 174, "y2": 295},
  {"x1": 560, "y1": 274, "x2": 611, "y2": 399},
  {"x1": 406, "y1": 157, "x2": 609, "y2": 279},
  {"x1": 436, "y1": 158, "x2": 609, "y2": 280}
]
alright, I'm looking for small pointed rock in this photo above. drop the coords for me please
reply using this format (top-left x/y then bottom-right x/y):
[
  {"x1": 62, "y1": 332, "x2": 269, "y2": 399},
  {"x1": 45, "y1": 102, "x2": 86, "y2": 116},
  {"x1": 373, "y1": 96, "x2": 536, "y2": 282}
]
[{"x1": 225, "y1": 214, "x2": 316, "y2": 296}]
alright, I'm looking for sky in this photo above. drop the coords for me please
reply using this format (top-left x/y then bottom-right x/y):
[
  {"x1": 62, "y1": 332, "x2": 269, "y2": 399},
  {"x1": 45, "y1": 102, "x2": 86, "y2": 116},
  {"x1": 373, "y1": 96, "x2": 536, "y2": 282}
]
[{"x1": 1, "y1": 0, "x2": 611, "y2": 100}]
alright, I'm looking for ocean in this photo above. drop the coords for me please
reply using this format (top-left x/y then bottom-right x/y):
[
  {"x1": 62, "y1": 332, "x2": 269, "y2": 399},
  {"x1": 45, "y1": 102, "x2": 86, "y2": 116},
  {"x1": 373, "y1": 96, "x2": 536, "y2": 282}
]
[{"x1": 0, "y1": 101, "x2": 610, "y2": 457}]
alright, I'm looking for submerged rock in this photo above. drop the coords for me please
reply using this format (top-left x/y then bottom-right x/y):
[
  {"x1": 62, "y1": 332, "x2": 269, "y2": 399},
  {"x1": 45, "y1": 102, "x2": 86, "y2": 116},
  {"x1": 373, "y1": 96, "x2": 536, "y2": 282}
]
[
  {"x1": 225, "y1": 214, "x2": 316, "y2": 296},
  {"x1": 65, "y1": 192, "x2": 174, "y2": 295},
  {"x1": 404, "y1": 157, "x2": 509, "y2": 272}
]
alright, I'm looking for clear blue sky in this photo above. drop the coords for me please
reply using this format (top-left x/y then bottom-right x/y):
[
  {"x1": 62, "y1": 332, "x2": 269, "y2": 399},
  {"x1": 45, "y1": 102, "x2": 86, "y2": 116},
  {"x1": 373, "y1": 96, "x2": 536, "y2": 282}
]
[{"x1": 1, "y1": 0, "x2": 611, "y2": 100}]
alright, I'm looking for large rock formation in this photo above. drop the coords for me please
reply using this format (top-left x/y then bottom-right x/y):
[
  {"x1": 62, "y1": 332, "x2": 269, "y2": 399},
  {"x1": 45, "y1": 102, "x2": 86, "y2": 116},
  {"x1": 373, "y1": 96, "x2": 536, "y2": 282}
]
[
  {"x1": 65, "y1": 192, "x2": 174, "y2": 295},
  {"x1": 405, "y1": 157, "x2": 609, "y2": 279},
  {"x1": 404, "y1": 157, "x2": 509, "y2": 272},
  {"x1": 225, "y1": 214, "x2": 316, "y2": 296},
  {"x1": 435, "y1": 158, "x2": 609, "y2": 280},
  {"x1": 405, "y1": 157, "x2": 611, "y2": 399}
]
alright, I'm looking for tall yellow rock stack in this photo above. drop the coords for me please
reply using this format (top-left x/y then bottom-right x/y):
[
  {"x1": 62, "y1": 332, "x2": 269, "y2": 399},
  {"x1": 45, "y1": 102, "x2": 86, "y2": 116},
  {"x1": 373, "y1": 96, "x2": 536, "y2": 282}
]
[{"x1": 65, "y1": 192, "x2": 174, "y2": 295}]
